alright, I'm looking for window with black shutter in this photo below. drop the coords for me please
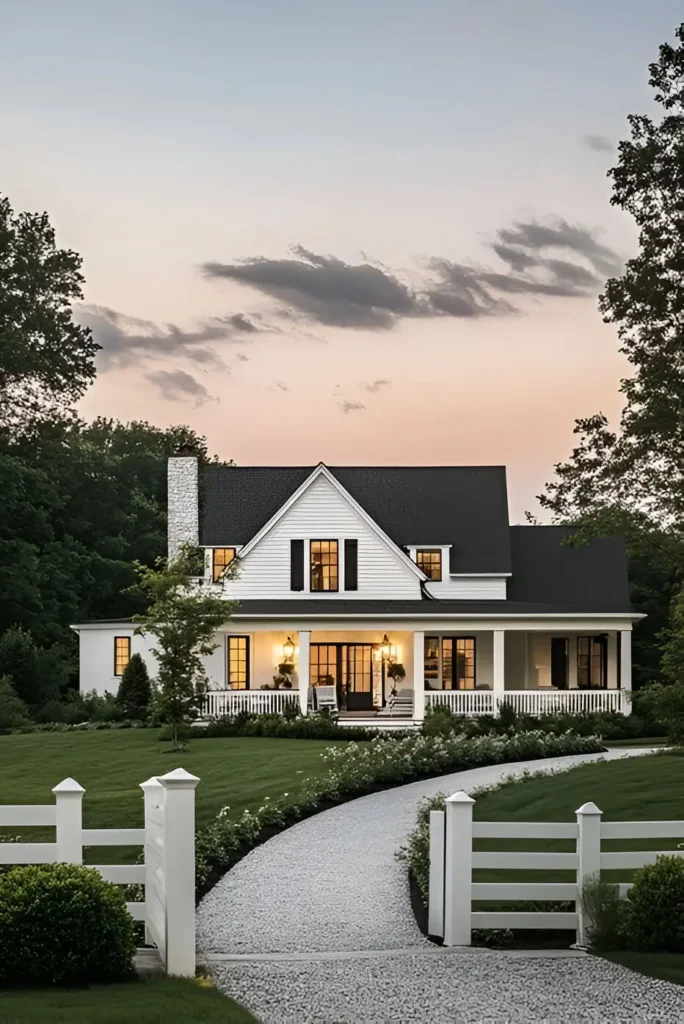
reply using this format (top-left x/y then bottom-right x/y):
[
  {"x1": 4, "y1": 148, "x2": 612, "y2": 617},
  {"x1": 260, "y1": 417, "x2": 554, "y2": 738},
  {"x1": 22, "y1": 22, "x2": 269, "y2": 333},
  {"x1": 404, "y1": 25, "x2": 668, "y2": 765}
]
[
  {"x1": 290, "y1": 539, "x2": 304, "y2": 590},
  {"x1": 344, "y1": 539, "x2": 358, "y2": 591}
]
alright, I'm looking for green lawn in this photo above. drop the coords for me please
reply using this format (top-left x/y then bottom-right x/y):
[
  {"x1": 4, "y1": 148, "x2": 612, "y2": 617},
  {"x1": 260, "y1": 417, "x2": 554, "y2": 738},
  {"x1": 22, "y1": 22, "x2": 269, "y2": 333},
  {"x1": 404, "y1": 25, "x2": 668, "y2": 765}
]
[
  {"x1": 600, "y1": 951, "x2": 684, "y2": 987},
  {"x1": 0, "y1": 978, "x2": 255, "y2": 1022},
  {"x1": 472, "y1": 752, "x2": 684, "y2": 886},
  {"x1": 0, "y1": 730, "x2": 343, "y2": 862}
]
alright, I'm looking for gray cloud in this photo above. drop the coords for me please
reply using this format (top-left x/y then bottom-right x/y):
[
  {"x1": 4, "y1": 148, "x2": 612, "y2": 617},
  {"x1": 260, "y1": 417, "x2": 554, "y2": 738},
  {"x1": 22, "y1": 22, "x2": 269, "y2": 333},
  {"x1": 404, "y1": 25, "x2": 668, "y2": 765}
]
[
  {"x1": 78, "y1": 305, "x2": 257, "y2": 371},
  {"x1": 364, "y1": 379, "x2": 391, "y2": 393},
  {"x1": 339, "y1": 400, "x2": 366, "y2": 414},
  {"x1": 203, "y1": 219, "x2": 621, "y2": 329},
  {"x1": 583, "y1": 134, "x2": 613, "y2": 152},
  {"x1": 145, "y1": 369, "x2": 213, "y2": 405},
  {"x1": 236, "y1": 352, "x2": 250, "y2": 361}
]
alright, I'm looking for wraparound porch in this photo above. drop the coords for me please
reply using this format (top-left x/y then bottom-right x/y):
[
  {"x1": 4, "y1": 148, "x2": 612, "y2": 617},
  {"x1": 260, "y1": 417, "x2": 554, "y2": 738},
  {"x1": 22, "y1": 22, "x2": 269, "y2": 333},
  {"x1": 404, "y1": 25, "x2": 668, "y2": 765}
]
[{"x1": 200, "y1": 619, "x2": 634, "y2": 721}]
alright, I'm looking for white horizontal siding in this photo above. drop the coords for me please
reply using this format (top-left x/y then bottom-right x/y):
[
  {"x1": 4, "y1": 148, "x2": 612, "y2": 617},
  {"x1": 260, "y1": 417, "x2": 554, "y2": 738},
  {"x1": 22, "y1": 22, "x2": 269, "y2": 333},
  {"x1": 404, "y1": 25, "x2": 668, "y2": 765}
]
[
  {"x1": 223, "y1": 474, "x2": 420, "y2": 600},
  {"x1": 425, "y1": 576, "x2": 507, "y2": 599}
]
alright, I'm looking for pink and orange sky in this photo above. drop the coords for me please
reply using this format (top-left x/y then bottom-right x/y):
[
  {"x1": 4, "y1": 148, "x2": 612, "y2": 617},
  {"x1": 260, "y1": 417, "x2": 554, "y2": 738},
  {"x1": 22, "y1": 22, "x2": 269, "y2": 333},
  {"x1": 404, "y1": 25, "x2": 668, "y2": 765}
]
[{"x1": 3, "y1": 1, "x2": 679, "y2": 520}]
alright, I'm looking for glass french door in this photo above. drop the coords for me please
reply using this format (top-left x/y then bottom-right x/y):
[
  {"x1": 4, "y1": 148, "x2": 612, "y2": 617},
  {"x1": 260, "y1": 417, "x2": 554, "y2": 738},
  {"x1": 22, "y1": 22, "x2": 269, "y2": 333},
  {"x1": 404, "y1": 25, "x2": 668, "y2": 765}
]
[
  {"x1": 441, "y1": 637, "x2": 476, "y2": 690},
  {"x1": 310, "y1": 643, "x2": 377, "y2": 710}
]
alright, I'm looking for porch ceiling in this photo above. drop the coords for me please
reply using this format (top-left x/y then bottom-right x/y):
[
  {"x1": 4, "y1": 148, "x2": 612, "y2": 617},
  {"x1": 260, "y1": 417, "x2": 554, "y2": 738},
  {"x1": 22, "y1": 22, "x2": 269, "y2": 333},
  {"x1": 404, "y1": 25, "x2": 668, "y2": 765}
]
[{"x1": 229, "y1": 599, "x2": 635, "y2": 616}]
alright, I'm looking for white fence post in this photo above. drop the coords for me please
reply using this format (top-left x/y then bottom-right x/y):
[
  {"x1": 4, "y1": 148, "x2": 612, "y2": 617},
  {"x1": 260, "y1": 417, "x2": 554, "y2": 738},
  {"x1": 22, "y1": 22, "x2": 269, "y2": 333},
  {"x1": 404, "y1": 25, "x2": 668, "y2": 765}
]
[
  {"x1": 159, "y1": 768, "x2": 200, "y2": 977},
  {"x1": 140, "y1": 776, "x2": 163, "y2": 948},
  {"x1": 428, "y1": 809, "x2": 446, "y2": 937},
  {"x1": 52, "y1": 778, "x2": 85, "y2": 863},
  {"x1": 443, "y1": 790, "x2": 474, "y2": 946},
  {"x1": 576, "y1": 800, "x2": 602, "y2": 946}
]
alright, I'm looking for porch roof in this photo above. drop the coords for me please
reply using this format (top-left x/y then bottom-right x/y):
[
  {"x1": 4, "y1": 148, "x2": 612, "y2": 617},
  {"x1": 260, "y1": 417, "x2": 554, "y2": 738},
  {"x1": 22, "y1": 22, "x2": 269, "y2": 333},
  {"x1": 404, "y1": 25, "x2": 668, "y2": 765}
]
[{"x1": 229, "y1": 599, "x2": 634, "y2": 617}]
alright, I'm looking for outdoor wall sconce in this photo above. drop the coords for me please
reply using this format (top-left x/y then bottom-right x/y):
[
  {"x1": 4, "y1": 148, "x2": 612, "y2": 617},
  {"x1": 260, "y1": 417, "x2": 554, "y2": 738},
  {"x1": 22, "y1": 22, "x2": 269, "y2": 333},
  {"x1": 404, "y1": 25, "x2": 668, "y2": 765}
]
[
  {"x1": 282, "y1": 636, "x2": 296, "y2": 662},
  {"x1": 380, "y1": 634, "x2": 392, "y2": 660}
]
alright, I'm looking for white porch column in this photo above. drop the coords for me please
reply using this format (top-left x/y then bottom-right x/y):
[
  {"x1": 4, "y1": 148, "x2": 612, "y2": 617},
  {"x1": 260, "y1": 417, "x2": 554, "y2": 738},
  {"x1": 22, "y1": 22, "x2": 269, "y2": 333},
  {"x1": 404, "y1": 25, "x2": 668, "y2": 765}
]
[
  {"x1": 607, "y1": 631, "x2": 618, "y2": 689},
  {"x1": 493, "y1": 629, "x2": 505, "y2": 713},
  {"x1": 620, "y1": 630, "x2": 632, "y2": 715},
  {"x1": 568, "y1": 635, "x2": 578, "y2": 689},
  {"x1": 413, "y1": 630, "x2": 425, "y2": 722},
  {"x1": 298, "y1": 630, "x2": 311, "y2": 716}
]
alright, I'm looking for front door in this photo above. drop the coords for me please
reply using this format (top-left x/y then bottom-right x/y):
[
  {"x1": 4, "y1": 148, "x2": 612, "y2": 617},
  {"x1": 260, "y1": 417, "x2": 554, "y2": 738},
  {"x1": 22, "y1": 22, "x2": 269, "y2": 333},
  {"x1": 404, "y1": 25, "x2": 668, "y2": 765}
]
[{"x1": 344, "y1": 644, "x2": 374, "y2": 711}]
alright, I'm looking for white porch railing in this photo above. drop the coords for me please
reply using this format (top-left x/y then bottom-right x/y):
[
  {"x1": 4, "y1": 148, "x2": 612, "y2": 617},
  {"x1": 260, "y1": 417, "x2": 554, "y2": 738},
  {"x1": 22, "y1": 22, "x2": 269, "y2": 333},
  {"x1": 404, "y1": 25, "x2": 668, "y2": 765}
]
[
  {"x1": 429, "y1": 790, "x2": 684, "y2": 946},
  {"x1": 425, "y1": 688, "x2": 624, "y2": 718},
  {"x1": 426, "y1": 691, "x2": 496, "y2": 716},
  {"x1": 203, "y1": 689, "x2": 299, "y2": 717},
  {"x1": 0, "y1": 769, "x2": 199, "y2": 977},
  {"x1": 500, "y1": 689, "x2": 625, "y2": 716}
]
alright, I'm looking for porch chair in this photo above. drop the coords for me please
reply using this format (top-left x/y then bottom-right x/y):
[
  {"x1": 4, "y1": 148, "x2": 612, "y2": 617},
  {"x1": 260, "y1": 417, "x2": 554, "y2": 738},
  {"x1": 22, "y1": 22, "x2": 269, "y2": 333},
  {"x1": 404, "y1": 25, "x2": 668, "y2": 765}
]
[{"x1": 314, "y1": 685, "x2": 337, "y2": 712}]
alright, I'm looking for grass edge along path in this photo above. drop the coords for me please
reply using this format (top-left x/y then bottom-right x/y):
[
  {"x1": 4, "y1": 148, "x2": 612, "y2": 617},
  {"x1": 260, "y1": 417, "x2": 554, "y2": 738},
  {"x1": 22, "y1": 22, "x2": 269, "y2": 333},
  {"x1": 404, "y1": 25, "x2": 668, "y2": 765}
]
[{"x1": 0, "y1": 977, "x2": 256, "y2": 1022}]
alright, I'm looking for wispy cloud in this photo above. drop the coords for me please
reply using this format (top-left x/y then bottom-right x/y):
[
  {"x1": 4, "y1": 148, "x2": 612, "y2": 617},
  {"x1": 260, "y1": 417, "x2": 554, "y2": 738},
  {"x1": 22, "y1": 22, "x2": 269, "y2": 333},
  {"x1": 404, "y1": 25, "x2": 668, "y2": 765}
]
[
  {"x1": 145, "y1": 369, "x2": 214, "y2": 406},
  {"x1": 364, "y1": 379, "x2": 391, "y2": 393},
  {"x1": 202, "y1": 218, "x2": 621, "y2": 330},
  {"x1": 339, "y1": 400, "x2": 366, "y2": 414},
  {"x1": 583, "y1": 134, "x2": 613, "y2": 153},
  {"x1": 77, "y1": 305, "x2": 258, "y2": 371}
]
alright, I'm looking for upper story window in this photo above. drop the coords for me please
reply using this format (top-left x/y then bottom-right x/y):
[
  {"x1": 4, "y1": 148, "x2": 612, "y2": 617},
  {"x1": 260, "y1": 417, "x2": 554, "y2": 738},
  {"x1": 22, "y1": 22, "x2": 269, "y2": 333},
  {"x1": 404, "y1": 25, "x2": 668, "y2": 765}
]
[
  {"x1": 310, "y1": 540, "x2": 338, "y2": 591},
  {"x1": 416, "y1": 549, "x2": 442, "y2": 581},
  {"x1": 114, "y1": 636, "x2": 131, "y2": 677},
  {"x1": 213, "y1": 547, "x2": 236, "y2": 582}
]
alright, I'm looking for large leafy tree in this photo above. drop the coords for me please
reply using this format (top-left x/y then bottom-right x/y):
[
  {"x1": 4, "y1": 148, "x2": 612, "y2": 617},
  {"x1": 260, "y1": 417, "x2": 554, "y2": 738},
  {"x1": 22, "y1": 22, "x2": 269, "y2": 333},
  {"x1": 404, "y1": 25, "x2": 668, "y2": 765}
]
[
  {"x1": 539, "y1": 24, "x2": 684, "y2": 685},
  {"x1": 0, "y1": 194, "x2": 98, "y2": 430}
]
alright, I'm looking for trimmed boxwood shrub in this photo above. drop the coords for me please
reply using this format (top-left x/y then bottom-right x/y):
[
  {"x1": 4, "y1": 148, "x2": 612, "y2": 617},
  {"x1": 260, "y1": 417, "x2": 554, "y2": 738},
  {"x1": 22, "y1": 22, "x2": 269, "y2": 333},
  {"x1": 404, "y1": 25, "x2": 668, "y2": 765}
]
[
  {"x1": 621, "y1": 855, "x2": 684, "y2": 952},
  {"x1": 0, "y1": 863, "x2": 136, "y2": 987}
]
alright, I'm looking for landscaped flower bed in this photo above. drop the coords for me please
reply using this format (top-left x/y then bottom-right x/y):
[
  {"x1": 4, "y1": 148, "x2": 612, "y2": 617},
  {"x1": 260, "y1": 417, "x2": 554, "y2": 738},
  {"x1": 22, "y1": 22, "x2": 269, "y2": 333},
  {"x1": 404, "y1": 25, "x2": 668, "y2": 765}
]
[{"x1": 195, "y1": 728, "x2": 605, "y2": 897}]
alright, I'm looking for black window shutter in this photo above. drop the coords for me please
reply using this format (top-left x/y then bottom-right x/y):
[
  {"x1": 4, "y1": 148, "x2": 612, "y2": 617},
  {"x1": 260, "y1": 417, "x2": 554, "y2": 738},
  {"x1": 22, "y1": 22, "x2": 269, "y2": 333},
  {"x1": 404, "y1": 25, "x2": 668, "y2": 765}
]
[
  {"x1": 344, "y1": 539, "x2": 358, "y2": 591},
  {"x1": 290, "y1": 539, "x2": 304, "y2": 591}
]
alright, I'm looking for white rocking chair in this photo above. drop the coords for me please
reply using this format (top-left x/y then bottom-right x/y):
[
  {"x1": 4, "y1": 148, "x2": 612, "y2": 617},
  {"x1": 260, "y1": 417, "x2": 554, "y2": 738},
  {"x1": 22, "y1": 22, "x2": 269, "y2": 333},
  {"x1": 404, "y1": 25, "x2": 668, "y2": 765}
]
[{"x1": 315, "y1": 685, "x2": 337, "y2": 712}]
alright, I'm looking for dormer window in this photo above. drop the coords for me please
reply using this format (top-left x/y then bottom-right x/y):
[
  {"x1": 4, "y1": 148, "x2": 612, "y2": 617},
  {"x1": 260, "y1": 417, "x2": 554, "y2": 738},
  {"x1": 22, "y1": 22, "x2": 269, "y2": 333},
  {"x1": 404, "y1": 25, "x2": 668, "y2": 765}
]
[
  {"x1": 310, "y1": 540, "x2": 338, "y2": 591},
  {"x1": 213, "y1": 547, "x2": 236, "y2": 582},
  {"x1": 416, "y1": 549, "x2": 442, "y2": 581}
]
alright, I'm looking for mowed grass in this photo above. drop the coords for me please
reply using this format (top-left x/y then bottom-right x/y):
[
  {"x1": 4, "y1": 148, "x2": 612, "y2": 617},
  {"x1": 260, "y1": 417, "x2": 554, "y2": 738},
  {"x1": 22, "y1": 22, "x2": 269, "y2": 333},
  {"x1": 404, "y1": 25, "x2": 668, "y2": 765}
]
[
  {"x1": 0, "y1": 730, "x2": 344, "y2": 862},
  {"x1": 471, "y1": 752, "x2": 684, "y2": 886},
  {"x1": 0, "y1": 978, "x2": 255, "y2": 1022}
]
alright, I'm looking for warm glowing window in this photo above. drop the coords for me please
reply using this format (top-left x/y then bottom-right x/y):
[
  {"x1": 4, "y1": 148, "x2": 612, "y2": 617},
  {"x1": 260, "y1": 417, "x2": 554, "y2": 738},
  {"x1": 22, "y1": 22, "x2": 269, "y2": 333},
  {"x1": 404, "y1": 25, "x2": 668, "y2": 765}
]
[
  {"x1": 424, "y1": 636, "x2": 440, "y2": 683},
  {"x1": 114, "y1": 636, "x2": 131, "y2": 677},
  {"x1": 213, "y1": 547, "x2": 236, "y2": 582},
  {"x1": 310, "y1": 540, "x2": 338, "y2": 592},
  {"x1": 416, "y1": 549, "x2": 442, "y2": 581},
  {"x1": 577, "y1": 636, "x2": 607, "y2": 689},
  {"x1": 443, "y1": 637, "x2": 476, "y2": 690},
  {"x1": 228, "y1": 636, "x2": 250, "y2": 689}
]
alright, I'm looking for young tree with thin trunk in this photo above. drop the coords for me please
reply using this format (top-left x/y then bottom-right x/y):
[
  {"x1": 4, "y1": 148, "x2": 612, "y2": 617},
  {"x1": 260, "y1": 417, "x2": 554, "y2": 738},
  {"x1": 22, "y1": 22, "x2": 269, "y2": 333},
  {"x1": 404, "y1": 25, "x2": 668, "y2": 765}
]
[{"x1": 133, "y1": 545, "x2": 235, "y2": 748}]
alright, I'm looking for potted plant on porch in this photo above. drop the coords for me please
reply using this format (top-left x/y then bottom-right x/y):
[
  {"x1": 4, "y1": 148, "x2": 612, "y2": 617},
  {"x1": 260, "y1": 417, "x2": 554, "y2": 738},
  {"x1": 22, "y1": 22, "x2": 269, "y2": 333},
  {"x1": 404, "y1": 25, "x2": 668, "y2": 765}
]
[{"x1": 387, "y1": 661, "x2": 406, "y2": 699}]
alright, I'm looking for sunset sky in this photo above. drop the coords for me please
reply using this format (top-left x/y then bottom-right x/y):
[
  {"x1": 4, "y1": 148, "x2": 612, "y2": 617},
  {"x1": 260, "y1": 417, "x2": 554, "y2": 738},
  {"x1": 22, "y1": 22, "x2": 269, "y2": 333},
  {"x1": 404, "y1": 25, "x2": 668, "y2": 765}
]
[{"x1": 3, "y1": 1, "x2": 680, "y2": 520}]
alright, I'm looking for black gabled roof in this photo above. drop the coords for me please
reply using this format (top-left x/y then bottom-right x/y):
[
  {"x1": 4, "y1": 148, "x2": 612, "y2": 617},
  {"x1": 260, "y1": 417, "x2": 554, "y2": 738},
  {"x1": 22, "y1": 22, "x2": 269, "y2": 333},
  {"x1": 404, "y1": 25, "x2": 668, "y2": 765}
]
[
  {"x1": 508, "y1": 527, "x2": 632, "y2": 611},
  {"x1": 199, "y1": 465, "x2": 512, "y2": 574}
]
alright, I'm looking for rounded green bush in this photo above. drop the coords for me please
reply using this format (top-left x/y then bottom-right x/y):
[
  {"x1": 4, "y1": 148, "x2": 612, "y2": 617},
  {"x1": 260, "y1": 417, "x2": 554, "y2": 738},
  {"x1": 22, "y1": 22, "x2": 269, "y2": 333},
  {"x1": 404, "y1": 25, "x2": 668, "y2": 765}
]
[
  {"x1": 622, "y1": 854, "x2": 684, "y2": 952},
  {"x1": 0, "y1": 863, "x2": 137, "y2": 987}
]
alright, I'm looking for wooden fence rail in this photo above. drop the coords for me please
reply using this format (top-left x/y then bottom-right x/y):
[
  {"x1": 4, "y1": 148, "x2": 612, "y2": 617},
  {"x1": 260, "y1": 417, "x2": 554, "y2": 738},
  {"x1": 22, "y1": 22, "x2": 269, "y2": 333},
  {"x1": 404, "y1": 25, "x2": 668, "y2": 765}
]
[{"x1": 428, "y1": 791, "x2": 684, "y2": 946}]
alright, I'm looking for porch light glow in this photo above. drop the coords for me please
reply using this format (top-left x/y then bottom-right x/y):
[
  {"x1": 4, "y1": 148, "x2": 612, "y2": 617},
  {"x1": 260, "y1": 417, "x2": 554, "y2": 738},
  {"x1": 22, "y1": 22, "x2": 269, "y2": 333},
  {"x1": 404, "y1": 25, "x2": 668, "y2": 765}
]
[
  {"x1": 381, "y1": 634, "x2": 391, "y2": 660},
  {"x1": 282, "y1": 636, "x2": 296, "y2": 661}
]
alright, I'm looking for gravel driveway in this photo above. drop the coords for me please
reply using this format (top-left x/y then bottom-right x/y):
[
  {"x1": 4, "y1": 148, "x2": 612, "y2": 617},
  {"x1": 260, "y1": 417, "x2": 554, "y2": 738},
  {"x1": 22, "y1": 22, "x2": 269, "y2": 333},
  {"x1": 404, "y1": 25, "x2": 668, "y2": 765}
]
[{"x1": 198, "y1": 747, "x2": 684, "y2": 1022}]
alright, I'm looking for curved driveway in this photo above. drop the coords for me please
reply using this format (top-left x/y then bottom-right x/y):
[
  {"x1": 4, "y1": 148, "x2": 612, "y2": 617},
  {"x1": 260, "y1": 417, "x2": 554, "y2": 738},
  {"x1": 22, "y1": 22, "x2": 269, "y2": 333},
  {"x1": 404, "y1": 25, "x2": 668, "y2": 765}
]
[{"x1": 198, "y1": 748, "x2": 684, "y2": 1022}]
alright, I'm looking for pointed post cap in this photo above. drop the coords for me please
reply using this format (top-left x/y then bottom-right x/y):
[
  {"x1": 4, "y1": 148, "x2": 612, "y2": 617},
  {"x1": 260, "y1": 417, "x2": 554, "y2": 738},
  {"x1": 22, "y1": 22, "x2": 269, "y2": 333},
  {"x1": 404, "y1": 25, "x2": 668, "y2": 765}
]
[
  {"x1": 158, "y1": 767, "x2": 200, "y2": 789},
  {"x1": 52, "y1": 777, "x2": 85, "y2": 795},
  {"x1": 140, "y1": 776, "x2": 162, "y2": 791},
  {"x1": 576, "y1": 801, "x2": 602, "y2": 816},
  {"x1": 445, "y1": 790, "x2": 475, "y2": 805}
]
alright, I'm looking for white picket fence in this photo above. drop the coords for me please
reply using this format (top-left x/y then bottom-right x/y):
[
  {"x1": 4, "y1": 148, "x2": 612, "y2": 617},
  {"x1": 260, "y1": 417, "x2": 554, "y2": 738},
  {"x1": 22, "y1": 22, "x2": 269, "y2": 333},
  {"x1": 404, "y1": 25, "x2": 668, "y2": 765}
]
[
  {"x1": 203, "y1": 689, "x2": 299, "y2": 717},
  {"x1": 0, "y1": 768, "x2": 199, "y2": 976},
  {"x1": 429, "y1": 791, "x2": 684, "y2": 946}
]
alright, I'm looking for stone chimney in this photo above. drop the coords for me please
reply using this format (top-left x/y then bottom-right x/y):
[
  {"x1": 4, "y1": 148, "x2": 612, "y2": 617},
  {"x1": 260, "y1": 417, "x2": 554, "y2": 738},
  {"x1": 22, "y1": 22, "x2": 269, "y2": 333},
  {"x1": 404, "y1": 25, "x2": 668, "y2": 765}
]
[{"x1": 168, "y1": 454, "x2": 199, "y2": 560}]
